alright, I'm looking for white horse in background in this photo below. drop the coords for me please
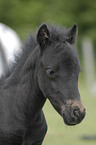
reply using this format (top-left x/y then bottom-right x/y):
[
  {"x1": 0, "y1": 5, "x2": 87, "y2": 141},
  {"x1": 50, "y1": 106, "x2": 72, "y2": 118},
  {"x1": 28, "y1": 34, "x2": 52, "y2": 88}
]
[{"x1": 0, "y1": 23, "x2": 21, "y2": 77}]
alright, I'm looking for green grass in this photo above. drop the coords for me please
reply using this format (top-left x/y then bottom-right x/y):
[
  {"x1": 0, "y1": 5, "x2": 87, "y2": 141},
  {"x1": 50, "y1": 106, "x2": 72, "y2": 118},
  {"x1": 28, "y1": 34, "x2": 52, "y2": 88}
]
[{"x1": 43, "y1": 80, "x2": 96, "y2": 145}]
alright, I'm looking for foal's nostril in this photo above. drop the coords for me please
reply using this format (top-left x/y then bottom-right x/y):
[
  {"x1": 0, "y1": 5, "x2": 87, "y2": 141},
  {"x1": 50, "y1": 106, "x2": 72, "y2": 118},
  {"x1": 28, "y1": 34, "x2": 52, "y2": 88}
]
[
  {"x1": 73, "y1": 107, "x2": 86, "y2": 122},
  {"x1": 73, "y1": 108, "x2": 80, "y2": 118}
]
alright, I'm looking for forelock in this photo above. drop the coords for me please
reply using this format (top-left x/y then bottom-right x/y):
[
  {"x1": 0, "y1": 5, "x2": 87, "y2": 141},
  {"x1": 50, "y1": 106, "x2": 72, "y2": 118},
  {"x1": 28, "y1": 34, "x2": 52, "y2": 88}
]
[{"x1": 48, "y1": 24, "x2": 69, "y2": 42}]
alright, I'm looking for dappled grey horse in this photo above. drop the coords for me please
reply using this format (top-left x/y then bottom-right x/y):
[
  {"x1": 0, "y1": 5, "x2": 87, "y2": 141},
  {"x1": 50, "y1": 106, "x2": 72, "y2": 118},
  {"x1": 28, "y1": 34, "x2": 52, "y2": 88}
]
[{"x1": 0, "y1": 24, "x2": 86, "y2": 145}]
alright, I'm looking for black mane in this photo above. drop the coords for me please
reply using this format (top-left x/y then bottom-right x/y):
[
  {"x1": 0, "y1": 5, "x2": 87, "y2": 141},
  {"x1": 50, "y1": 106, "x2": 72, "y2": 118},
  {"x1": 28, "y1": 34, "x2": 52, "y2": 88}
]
[{"x1": 0, "y1": 24, "x2": 70, "y2": 80}]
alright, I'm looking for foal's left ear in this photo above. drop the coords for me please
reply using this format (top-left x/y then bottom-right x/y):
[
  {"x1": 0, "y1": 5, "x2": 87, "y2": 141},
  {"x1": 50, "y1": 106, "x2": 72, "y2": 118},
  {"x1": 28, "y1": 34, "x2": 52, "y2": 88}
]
[
  {"x1": 37, "y1": 24, "x2": 50, "y2": 48},
  {"x1": 66, "y1": 24, "x2": 78, "y2": 44}
]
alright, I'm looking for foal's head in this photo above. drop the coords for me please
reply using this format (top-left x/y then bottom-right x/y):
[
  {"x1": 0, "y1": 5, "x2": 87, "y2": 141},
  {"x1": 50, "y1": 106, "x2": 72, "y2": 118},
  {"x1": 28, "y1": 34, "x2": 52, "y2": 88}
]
[{"x1": 37, "y1": 24, "x2": 86, "y2": 126}]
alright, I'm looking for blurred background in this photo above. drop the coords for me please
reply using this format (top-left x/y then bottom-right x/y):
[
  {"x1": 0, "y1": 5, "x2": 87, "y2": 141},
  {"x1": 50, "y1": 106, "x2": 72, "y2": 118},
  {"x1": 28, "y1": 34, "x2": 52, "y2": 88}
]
[{"x1": 0, "y1": 0, "x2": 96, "y2": 145}]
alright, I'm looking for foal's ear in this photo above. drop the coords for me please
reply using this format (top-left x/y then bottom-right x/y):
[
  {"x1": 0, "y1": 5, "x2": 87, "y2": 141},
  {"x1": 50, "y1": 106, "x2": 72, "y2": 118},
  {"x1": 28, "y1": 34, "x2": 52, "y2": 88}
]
[
  {"x1": 66, "y1": 24, "x2": 78, "y2": 44},
  {"x1": 37, "y1": 24, "x2": 50, "y2": 48}
]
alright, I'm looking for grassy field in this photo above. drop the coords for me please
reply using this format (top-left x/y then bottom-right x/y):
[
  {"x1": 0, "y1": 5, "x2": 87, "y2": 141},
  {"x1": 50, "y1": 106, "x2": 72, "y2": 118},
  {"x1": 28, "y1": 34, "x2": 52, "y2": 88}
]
[{"x1": 43, "y1": 79, "x2": 96, "y2": 145}]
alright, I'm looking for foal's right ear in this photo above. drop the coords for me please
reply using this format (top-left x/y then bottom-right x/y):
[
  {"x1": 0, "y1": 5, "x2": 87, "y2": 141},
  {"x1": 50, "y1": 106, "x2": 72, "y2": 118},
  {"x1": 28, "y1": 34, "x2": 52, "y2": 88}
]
[{"x1": 37, "y1": 24, "x2": 50, "y2": 48}]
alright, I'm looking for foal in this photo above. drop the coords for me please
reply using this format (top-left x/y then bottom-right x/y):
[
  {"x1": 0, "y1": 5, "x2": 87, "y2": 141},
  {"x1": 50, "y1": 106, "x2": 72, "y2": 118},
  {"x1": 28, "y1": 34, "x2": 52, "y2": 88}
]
[{"x1": 0, "y1": 24, "x2": 86, "y2": 145}]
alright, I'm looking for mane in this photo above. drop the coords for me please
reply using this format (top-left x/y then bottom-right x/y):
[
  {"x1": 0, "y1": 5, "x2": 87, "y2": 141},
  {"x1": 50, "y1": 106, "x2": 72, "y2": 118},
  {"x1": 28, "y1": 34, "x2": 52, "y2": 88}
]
[
  {"x1": 0, "y1": 24, "x2": 69, "y2": 80},
  {"x1": 0, "y1": 34, "x2": 37, "y2": 80}
]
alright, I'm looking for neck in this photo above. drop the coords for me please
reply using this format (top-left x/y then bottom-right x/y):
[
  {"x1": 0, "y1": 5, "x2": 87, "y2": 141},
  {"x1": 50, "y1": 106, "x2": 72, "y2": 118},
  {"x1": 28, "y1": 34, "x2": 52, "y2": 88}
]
[{"x1": 6, "y1": 46, "x2": 46, "y2": 120}]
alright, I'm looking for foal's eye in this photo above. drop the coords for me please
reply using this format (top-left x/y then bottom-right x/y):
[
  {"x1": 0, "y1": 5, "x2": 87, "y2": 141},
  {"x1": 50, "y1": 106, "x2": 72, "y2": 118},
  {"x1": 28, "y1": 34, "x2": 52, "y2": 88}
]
[{"x1": 46, "y1": 68, "x2": 56, "y2": 78}]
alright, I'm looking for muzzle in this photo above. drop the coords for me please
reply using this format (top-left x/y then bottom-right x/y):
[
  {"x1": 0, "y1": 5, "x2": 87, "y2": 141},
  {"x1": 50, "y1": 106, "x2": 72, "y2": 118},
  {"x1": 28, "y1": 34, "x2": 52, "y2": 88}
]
[{"x1": 62, "y1": 100, "x2": 86, "y2": 126}]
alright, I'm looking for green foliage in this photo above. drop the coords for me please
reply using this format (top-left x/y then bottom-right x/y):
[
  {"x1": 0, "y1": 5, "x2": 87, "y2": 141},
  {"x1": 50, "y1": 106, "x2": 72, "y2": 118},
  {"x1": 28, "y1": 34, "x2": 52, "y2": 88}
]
[{"x1": 0, "y1": 0, "x2": 96, "y2": 39}]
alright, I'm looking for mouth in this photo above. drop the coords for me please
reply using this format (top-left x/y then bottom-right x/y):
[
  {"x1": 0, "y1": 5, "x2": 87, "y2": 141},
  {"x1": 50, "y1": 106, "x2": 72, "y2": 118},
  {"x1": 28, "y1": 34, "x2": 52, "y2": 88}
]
[{"x1": 62, "y1": 113, "x2": 80, "y2": 126}]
